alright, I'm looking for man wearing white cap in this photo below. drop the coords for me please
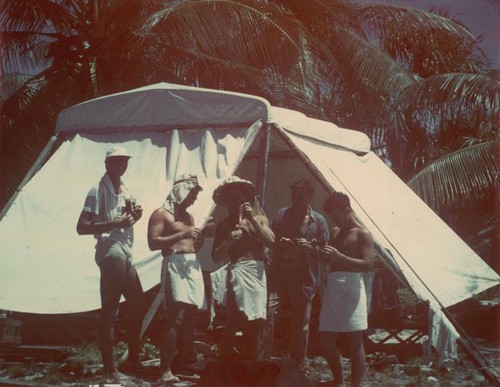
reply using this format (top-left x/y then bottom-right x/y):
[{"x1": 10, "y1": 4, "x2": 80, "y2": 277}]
[
  {"x1": 77, "y1": 146, "x2": 144, "y2": 382},
  {"x1": 147, "y1": 174, "x2": 215, "y2": 383}
]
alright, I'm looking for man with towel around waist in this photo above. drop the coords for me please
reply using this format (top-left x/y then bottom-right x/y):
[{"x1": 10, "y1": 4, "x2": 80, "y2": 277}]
[
  {"x1": 76, "y1": 146, "x2": 145, "y2": 382},
  {"x1": 147, "y1": 174, "x2": 215, "y2": 382},
  {"x1": 319, "y1": 191, "x2": 374, "y2": 387},
  {"x1": 212, "y1": 176, "x2": 275, "y2": 360}
]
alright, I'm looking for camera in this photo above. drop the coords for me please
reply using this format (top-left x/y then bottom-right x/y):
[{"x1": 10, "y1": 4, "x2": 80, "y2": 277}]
[{"x1": 125, "y1": 198, "x2": 136, "y2": 214}]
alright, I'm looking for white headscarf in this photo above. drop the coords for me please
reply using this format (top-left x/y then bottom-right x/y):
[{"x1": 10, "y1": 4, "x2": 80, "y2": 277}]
[{"x1": 163, "y1": 174, "x2": 202, "y2": 214}]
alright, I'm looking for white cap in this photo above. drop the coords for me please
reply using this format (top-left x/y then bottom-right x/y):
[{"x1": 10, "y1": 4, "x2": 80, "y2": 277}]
[{"x1": 105, "y1": 146, "x2": 131, "y2": 160}]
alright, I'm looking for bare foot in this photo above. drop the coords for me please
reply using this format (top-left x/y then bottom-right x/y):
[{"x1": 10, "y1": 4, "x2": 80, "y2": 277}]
[
  {"x1": 105, "y1": 370, "x2": 131, "y2": 382},
  {"x1": 158, "y1": 371, "x2": 180, "y2": 383}
]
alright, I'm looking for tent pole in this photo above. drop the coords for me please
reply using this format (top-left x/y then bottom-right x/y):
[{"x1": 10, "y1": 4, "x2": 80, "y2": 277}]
[
  {"x1": 256, "y1": 124, "x2": 271, "y2": 208},
  {"x1": 457, "y1": 336, "x2": 499, "y2": 383},
  {"x1": 446, "y1": 309, "x2": 499, "y2": 384},
  {"x1": 0, "y1": 135, "x2": 59, "y2": 221}
]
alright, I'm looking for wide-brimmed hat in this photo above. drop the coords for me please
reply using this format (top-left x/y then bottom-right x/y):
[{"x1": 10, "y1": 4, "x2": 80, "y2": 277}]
[{"x1": 212, "y1": 176, "x2": 256, "y2": 206}]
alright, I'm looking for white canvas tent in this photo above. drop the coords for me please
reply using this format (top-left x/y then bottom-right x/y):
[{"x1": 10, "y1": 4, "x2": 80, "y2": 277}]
[{"x1": 0, "y1": 83, "x2": 498, "y2": 367}]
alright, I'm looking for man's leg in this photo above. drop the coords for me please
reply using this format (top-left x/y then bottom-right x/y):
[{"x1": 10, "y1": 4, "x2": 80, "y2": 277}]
[
  {"x1": 289, "y1": 284, "x2": 313, "y2": 363},
  {"x1": 265, "y1": 279, "x2": 280, "y2": 357},
  {"x1": 243, "y1": 318, "x2": 266, "y2": 360},
  {"x1": 320, "y1": 332, "x2": 344, "y2": 386},
  {"x1": 174, "y1": 303, "x2": 198, "y2": 372},
  {"x1": 99, "y1": 256, "x2": 127, "y2": 375},
  {"x1": 123, "y1": 261, "x2": 145, "y2": 365},
  {"x1": 344, "y1": 331, "x2": 366, "y2": 387},
  {"x1": 158, "y1": 302, "x2": 185, "y2": 382},
  {"x1": 219, "y1": 283, "x2": 244, "y2": 359}
]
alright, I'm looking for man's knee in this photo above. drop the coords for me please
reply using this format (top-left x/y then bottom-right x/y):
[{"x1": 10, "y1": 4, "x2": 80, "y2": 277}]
[
  {"x1": 166, "y1": 303, "x2": 194, "y2": 329},
  {"x1": 100, "y1": 306, "x2": 119, "y2": 324},
  {"x1": 320, "y1": 332, "x2": 336, "y2": 351}
]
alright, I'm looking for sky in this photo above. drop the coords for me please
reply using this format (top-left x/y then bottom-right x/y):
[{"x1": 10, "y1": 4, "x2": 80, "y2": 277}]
[{"x1": 355, "y1": 0, "x2": 500, "y2": 68}]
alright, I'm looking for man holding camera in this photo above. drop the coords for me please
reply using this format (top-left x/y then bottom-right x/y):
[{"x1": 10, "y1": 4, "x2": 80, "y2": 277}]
[{"x1": 77, "y1": 146, "x2": 144, "y2": 382}]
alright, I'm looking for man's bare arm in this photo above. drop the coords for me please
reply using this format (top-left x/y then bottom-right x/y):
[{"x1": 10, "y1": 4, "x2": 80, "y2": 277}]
[
  {"x1": 194, "y1": 217, "x2": 215, "y2": 250},
  {"x1": 321, "y1": 229, "x2": 374, "y2": 272},
  {"x1": 249, "y1": 215, "x2": 275, "y2": 247},
  {"x1": 76, "y1": 210, "x2": 136, "y2": 235},
  {"x1": 147, "y1": 209, "x2": 200, "y2": 251}
]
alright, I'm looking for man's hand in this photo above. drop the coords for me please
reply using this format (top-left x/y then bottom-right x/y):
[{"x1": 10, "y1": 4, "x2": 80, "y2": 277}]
[
  {"x1": 117, "y1": 212, "x2": 137, "y2": 228},
  {"x1": 201, "y1": 216, "x2": 216, "y2": 236},
  {"x1": 293, "y1": 237, "x2": 312, "y2": 251},
  {"x1": 184, "y1": 228, "x2": 202, "y2": 240},
  {"x1": 240, "y1": 202, "x2": 254, "y2": 220},
  {"x1": 132, "y1": 205, "x2": 143, "y2": 221},
  {"x1": 278, "y1": 237, "x2": 293, "y2": 247},
  {"x1": 320, "y1": 245, "x2": 341, "y2": 260},
  {"x1": 228, "y1": 226, "x2": 243, "y2": 246}
]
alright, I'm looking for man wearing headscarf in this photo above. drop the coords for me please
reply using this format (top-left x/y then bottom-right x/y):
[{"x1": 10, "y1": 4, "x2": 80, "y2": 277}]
[
  {"x1": 212, "y1": 176, "x2": 275, "y2": 360},
  {"x1": 148, "y1": 174, "x2": 215, "y2": 382}
]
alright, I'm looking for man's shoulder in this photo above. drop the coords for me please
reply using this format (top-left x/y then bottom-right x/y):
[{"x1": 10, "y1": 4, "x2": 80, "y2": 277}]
[
  {"x1": 356, "y1": 226, "x2": 373, "y2": 240},
  {"x1": 152, "y1": 206, "x2": 174, "y2": 218},
  {"x1": 85, "y1": 181, "x2": 101, "y2": 196},
  {"x1": 310, "y1": 208, "x2": 326, "y2": 221},
  {"x1": 272, "y1": 207, "x2": 290, "y2": 220}
]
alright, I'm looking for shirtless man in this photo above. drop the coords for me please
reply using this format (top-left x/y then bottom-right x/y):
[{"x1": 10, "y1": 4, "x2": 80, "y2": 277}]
[
  {"x1": 212, "y1": 176, "x2": 275, "y2": 360},
  {"x1": 148, "y1": 174, "x2": 215, "y2": 382},
  {"x1": 319, "y1": 191, "x2": 374, "y2": 387}
]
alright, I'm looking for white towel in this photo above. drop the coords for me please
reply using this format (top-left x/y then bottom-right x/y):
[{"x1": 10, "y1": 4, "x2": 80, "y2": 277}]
[
  {"x1": 319, "y1": 271, "x2": 367, "y2": 332},
  {"x1": 229, "y1": 260, "x2": 267, "y2": 321},
  {"x1": 161, "y1": 252, "x2": 207, "y2": 309}
]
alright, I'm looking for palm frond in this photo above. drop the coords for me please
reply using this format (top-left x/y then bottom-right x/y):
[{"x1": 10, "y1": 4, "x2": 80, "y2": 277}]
[
  {"x1": 357, "y1": 3, "x2": 490, "y2": 76},
  {"x1": 391, "y1": 73, "x2": 500, "y2": 146},
  {"x1": 0, "y1": 72, "x2": 33, "y2": 100},
  {"x1": 407, "y1": 141, "x2": 500, "y2": 211},
  {"x1": 358, "y1": 3, "x2": 476, "y2": 41},
  {"x1": 464, "y1": 211, "x2": 498, "y2": 271},
  {"x1": 332, "y1": 28, "x2": 419, "y2": 99},
  {"x1": 138, "y1": 0, "x2": 327, "y2": 101}
]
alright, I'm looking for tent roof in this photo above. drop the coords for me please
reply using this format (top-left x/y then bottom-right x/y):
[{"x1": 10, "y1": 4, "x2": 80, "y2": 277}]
[
  {"x1": 56, "y1": 82, "x2": 271, "y2": 132},
  {"x1": 56, "y1": 82, "x2": 371, "y2": 154}
]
